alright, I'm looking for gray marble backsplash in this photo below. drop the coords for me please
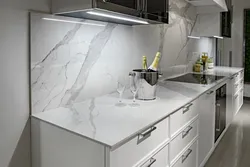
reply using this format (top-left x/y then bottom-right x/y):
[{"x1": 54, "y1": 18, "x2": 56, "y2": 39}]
[{"x1": 31, "y1": 0, "x2": 215, "y2": 114}]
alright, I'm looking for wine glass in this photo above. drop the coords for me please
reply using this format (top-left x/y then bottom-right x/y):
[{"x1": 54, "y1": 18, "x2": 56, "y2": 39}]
[
  {"x1": 130, "y1": 77, "x2": 140, "y2": 107},
  {"x1": 115, "y1": 77, "x2": 126, "y2": 107}
]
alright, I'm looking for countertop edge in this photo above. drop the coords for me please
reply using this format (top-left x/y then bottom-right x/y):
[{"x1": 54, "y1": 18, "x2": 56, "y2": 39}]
[{"x1": 31, "y1": 116, "x2": 112, "y2": 149}]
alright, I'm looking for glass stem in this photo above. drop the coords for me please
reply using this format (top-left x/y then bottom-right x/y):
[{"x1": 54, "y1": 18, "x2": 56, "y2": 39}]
[
  {"x1": 119, "y1": 93, "x2": 122, "y2": 103},
  {"x1": 133, "y1": 94, "x2": 136, "y2": 102}
]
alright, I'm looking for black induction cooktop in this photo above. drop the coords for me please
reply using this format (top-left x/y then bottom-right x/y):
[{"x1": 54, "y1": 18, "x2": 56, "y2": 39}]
[{"x1": 166, "y1": 73, "x2": 225, "y2": 85}]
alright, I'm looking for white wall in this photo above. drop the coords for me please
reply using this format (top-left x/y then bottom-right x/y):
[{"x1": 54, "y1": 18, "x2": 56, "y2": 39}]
[{"x1": 0, "y1": 1, "x2": 50, "y2": 167}]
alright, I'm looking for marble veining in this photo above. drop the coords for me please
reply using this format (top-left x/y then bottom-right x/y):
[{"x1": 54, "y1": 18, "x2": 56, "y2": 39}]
[
  {"x1": 32, "y1": 67, "x2": 243, "y2": 150},
  {"x1": 31, "y1": 0, "x2": 215, "y2": 114},
  {"x1": 59, "y1": 24, "x2": 117, "y2": 107}
]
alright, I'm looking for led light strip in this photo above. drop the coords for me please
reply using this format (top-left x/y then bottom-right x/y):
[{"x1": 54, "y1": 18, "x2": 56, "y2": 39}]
[
  {"x1": 188, "y1": 36, "x2": 201, "y2": 39},
  {"x1": 42, "y1": 18, "x2": 105, "y2": 27},
  {"x1": 86, "y1": 11, "x2": 149, "y2": 24},
  {"x1": 213, "y1": 36, "x2": 224, "y2": 39}
]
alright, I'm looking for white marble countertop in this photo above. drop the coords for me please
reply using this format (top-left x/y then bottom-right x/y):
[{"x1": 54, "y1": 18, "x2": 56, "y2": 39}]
[{"x1": 32, "y1": 66, "x2": 244, "y2": 151}]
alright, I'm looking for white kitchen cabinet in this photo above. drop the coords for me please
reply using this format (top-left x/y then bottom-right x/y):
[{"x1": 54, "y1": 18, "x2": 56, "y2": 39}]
[
  {"x1": 31, "y1": 68, "x2": 244, "y2": 167},
  {"x1": 234, "y1": 88, "x2": 244, "y2": 115},
  {"x1": 139, "y1": 144, "x2": 169, "y2": 167},
  {"x1": 110, "y1": 118, "x2": 169, "y2": 167},
  {"x1": 239, "y1": 88, "x2": 244, "y2": 110},
  {"x1": 32, "y1": 119, "x2": 106, "y2": 167},
  {"x1": 170, "y1": 100, "x2": 199, "y2": 137},
  {"x1": 185, "y1": 0, "x2": 228, "y2": 13},
  {"x1": 195, "y1": 14, "x2": 221, "y2": 37},
  {"x1": 171, "y1": 140, "x2": 198, "y2": 167},
  {"x1": 227, "y1": 70, "x2": 244, "y2": 123},
  {"x1": 226, "y1": 77, "x2": 234, "y2": 127},
  {"x1": 170, "y1": 119, "x2": 198, "y2": 164},
  {"x1": 198, "y1": 90, "x2": 216, "y2": 167}
]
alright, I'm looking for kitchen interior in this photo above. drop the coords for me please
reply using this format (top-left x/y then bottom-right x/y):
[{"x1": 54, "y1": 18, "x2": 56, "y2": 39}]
[{"x1": 2, "y1": 0, "x2": 250, "y2": 167}]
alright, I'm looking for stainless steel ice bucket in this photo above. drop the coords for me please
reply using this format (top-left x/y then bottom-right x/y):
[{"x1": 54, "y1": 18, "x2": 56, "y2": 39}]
[{"x1": 130, "y1": 69, "x2": 159, "y2": 100}]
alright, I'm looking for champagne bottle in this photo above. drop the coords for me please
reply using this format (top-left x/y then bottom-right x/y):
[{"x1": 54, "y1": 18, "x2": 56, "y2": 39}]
[
  {"x1": 148, "y1": 52, "x2": 161, "y2": 72},
  {"x1": 142, "y1": 56, "x2": 148, "y2": 70}
]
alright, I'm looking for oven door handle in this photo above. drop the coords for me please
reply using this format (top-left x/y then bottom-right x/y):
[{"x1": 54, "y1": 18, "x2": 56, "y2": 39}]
[{"x1": 216, "y1": 103, "x2": 221, "y2": 132}]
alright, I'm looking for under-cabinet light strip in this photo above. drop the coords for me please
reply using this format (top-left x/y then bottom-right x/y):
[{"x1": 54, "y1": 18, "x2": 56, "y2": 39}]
[
  {"x1": 213, "y1": 36, "x2": 224, "y2": 39},
  {"x1": 42, "y1": 18, "x2": 105, "y2": 27},
  {"x1": 188, "y1": 36, "x2": 201, "y2": 39},
  {"x1": 86, "y1": 11, "x2": 149, "y2": 24}
]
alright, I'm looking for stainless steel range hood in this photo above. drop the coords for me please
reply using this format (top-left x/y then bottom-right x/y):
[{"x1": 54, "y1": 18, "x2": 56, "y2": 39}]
[{"x1": 52, "y1": 0, "x2": 168, "y2": 25}]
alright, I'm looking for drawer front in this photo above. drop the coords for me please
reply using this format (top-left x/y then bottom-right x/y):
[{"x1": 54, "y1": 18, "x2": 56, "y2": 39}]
[
  {"x1": 170, "y1": 120, "x2": 198, "y2": 163},
  {"x1": 139, "y1": 144, "x2": 169, "y2": 167},
  {"x1": 234, "y1": 81, "x2": 241, "y2": 95},
  {"x1": 170, "y1": 100, "x2": 199, "y2": 137},
  {"x1": 110, "y1": 118, "x2": 169, "y2": 167},
  {"x1": 239, "y1": 71, "x2": 244, "y2": 80},
  {"x1": 239, "y1": 88, "x2": 244, "y2": 110},
  {"x1": 235, "y1": 72, "x2": 241, "y2": 82},
  {"x1": 240, "y1": 79, "x2": 244, "y2": 89},
  {"x1": 234, "y1": 92, "x2": 240, "y2": 115},
  {"x1": 172, "y1": 141, "x2": 198, "y2": 167}
]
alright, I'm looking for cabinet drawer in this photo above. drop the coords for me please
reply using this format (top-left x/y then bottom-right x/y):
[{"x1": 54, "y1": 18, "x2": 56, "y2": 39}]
[
  {"x1": 239, "y1": 71, "x2": 244, "y2": 80},
  {"x1": 239, "y1": 88, "x2": 244, "y2": 110},
  {"x1": 240, "y1": 79, "x2": 244, "y2": 89},
  {"x1": 235, "y1": 71, "x2": 243, "y2": 83},
  {"x1": 170, "y1": 100, "x2": 198, "y2": 137},
  {"x1": 234, "y1": 81, "x2": 241, "y2": 95},
  {"x1": 170, "y1": 120, "x2": 198, "y2": 163},
  {"x1": 234, "y1": 92, "x2": 240, "y2": 115},
  {"x1": 139, "y1": 144, "x2": 169, "y2": 167},
  {"x1": 172, "y1": 141, "x2": 197, "y2": 167},
  {"x1": 110, "y1": 118, "x2": 169, "y2": 167}
]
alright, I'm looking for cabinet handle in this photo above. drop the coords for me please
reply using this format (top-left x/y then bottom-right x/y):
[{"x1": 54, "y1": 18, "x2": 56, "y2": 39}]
[
  {"x1": 216, "y1": 103, "x2": 221, "y2": 132},
  {"x1": 207, "y1": 91, "x2": 214, "y2": 95},
  {"x1": 182, "y1": 126, "x2": 193, "y2": 138},
  {"x1": 145, "y1": 158, "x2": 156, "y2": 167},
  {"x1": 182, "y1": 149, "x2": 193, "y2": 163},
  {"x1": 183, "y1": 103, "x2": 193, "y2": 114},
  {"x1": 137, "y1": 126, "x2": 157, "y2": 144}
]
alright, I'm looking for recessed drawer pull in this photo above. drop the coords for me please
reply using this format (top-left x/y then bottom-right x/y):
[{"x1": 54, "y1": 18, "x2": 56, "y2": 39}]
[
  {"x1": 145, "y1": 158, "x2": 156, "y2": 167},
  {"x1": 182, "y1": 126, "x2": 193, "y2": 138},
  {"x1": 182, "y1": 149, "x2": 193, "y2": 163},
  {"x1": 137, "y1": 126, "x2": 157, "y2": 144},
  {"x1": 183, "y1": 103, "x2": 193, "y2": 114}
]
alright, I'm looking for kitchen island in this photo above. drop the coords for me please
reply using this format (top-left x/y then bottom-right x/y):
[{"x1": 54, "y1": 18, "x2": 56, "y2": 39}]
[{"x1": 32, "y1": 67, "x2": 244, "y2": 167}]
